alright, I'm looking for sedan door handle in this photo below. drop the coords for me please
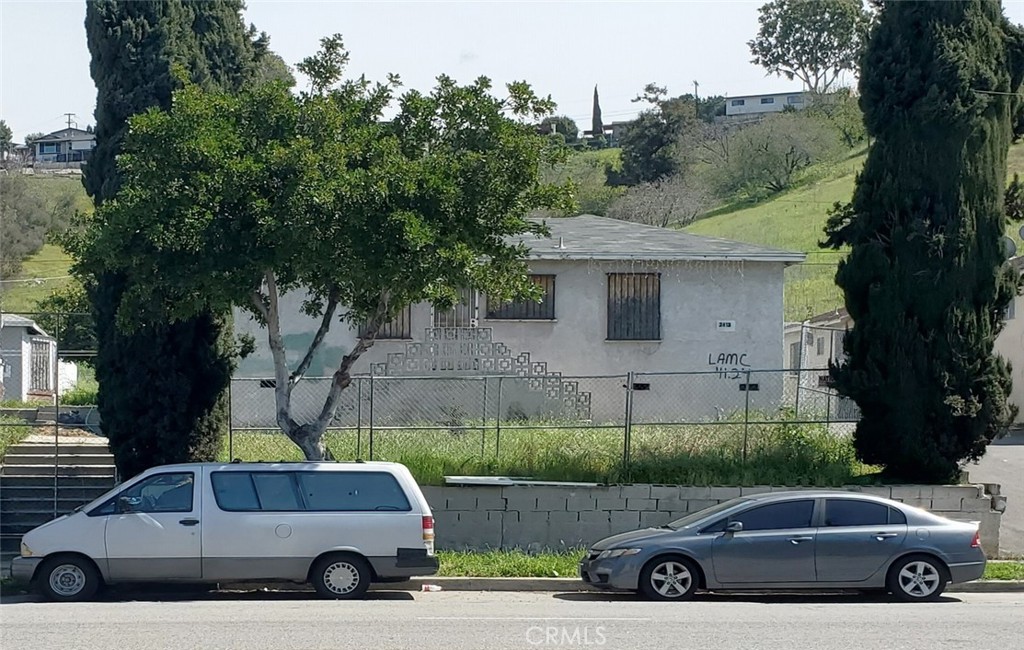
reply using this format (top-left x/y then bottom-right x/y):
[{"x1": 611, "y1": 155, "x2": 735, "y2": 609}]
[
  {"x1": 179, "y1": 518, "x2": 200, "y2": 527},
  {"x1": 874, "y1": 532, "x2": 899, "y2": 540},
  {"x1": 788, "y1": 536, "x2": 813, "y2": 544}
]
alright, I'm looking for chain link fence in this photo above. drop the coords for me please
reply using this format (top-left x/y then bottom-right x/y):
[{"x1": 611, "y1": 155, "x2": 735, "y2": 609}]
[{"x1": 228, "y1": 368, "x2": 859, "y2": 469}]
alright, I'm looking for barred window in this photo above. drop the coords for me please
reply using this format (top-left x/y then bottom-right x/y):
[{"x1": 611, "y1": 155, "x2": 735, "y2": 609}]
[
  {"x1": 607, "y1": 273, "x2": 661, "y2": 341},
  {"x1": 486, "y1": 275, "x2": 556, "y2": 320},
  {"x1": 359, "y1": 305, "x2": 413, "y2": 340}
]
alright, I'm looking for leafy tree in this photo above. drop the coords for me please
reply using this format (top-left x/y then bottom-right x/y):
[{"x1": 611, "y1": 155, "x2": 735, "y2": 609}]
[
  {"x1": 606, "y1": 174, "x2": 712, "y2": 228},
  {"x1": 0, "y1": 120, "x2": 12, "y2": 155},
  {"x1": 34, "y1": 281, "x2": 97, "y2": 364},
  {"x1": 749, "y1": 0, "x2": 870, "y2": 93},
  {"x1": 821, "y1": 0, "x2": 1024, "y2": 482},
  {"x1": 23, "y1": 132, "x2": 45, "y2": 145},
  {"x1": 610, "y1": 83, "x2": 696, "y2": 186},
  {"x1": 710, "y1": 112, "x2": 841, "y2": 196},
  {"x1": 0, "y1": 175, "x2": 51, "y2": 279},
  {"x1": 540, "y1": 115, "x2": 579, "y2": 143},
  {"x1": 592, "y1": 85, "x2": 603, "y2": 140},
  {"x1": 82, "y1": 0, "x2": 261, "y2": 478},
  {"x1": 68, "y1": 35, "x2": 574, "y2": 461},
  {"x1": 804, "y1": 87, "x2": 866, "y2": 148}
]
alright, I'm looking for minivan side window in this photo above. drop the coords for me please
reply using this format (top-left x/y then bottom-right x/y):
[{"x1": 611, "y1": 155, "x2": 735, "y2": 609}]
[
  {"x1": 211, "y1": 472, "x2": 303, "y2": 512},
  {"x1": 297, "y1": 471, "x2": 411, "y2": 512},
  {"x1": 729, "y1": 500, "x2": 814, "y2": 531},
  {"x1": 91, "y1": 472, "x2": 195, "y2": 515}
]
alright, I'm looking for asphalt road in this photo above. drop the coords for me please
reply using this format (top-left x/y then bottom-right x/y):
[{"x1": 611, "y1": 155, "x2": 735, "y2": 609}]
[
  {"x1": 2, "y1": 590, "x2": 1021, "y2": 650},
  {"x1": 967, "y1": 429, "x2": 1024, "y2": 557}
]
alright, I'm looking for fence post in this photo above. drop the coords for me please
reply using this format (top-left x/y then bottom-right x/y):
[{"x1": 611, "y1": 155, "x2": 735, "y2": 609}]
[
  {"x1": 368, "y1": 371, "x2": 375, "y2": 461},
  {"x1": 227, "y1": 379, "x2": 234, "y2": 461},
  {"x1": 53, "y1": 312, "x2": 61, "y2": 520},
  {"x1": 480, "y1": 378, "x2": 488, "y2": 458},
  {"x1": 622, "y1": 372, "x2": 634, "y2": 476},
  {"x1": 742, "y1": 370, "x2": 752, "y2": 465},
  {"x1": 495, "y1": 376, "x2": 503, "y2": 458},
  {"x1": 356, "y1": 377, "x2": 363, "y2": 459}
]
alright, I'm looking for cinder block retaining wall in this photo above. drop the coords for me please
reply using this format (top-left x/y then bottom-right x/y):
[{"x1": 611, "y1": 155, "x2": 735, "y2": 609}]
[{"x1": 421, "y1": 484, "x2": 1006, "y2": 559}]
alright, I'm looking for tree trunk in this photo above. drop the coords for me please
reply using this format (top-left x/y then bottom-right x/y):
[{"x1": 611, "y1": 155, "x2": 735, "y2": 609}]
[{"x1": 287, "y1": 422, "x2": 328, "y2": 461}]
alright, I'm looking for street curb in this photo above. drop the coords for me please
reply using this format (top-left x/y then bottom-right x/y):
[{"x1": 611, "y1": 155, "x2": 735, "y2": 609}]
[{"x1": 217, "y1": 576, "x2": 1024, "y2": 594}]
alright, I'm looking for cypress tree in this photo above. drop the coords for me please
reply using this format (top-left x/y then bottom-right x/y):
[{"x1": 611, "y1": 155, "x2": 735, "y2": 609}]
[
  {"x1": 822, "y1": 0, "x2": 1024, "y2": 482},
  {"x1": 83, "y1": 0, "x2": 256, "y2": 478},
  {"x1": 592, "y1": 85, "x2": 604, "y2": 143}
]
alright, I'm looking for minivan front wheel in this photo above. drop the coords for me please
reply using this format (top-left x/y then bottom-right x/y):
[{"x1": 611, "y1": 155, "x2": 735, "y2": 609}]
[
  {"x1": 311, "y1": 554, "x2": 372, "y2": 600},
  {"x1": 38, "y1": 555, "x2": 101, "y2": 602}
]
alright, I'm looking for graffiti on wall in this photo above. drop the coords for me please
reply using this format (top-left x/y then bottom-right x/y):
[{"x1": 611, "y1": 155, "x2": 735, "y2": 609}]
[{"x1": 707, "y1": 352, "x2": 750, "y2": 380}]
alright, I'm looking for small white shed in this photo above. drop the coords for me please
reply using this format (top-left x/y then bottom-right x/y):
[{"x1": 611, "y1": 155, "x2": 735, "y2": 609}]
[{"x1": 0, "y1": 314, "x2": 76, "y2": 402}]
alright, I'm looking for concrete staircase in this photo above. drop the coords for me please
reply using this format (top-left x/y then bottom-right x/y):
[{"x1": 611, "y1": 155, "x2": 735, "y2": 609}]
[{"x1": 0, "y1": 439, "x2": 116, "y2": 572}]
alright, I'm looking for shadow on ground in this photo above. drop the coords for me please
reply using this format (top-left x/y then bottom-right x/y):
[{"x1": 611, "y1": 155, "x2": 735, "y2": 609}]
[{"x1": 551, "y1": 591, "x2": 964, "y2": 605}]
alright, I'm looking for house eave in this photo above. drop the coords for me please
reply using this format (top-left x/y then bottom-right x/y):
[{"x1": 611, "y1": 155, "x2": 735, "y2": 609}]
[{"x1": 526, "y1": 252, "x2": 807, "y2": 265}]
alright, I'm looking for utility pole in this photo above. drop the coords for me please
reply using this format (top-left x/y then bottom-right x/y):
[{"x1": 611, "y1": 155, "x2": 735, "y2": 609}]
[{"x1": 63, "y1": 113, "x2": 76, "y2": 129}]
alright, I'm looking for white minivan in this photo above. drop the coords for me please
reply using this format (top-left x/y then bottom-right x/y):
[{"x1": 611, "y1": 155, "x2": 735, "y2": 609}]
[{"x1": 10, "y1": 460, "x2": 438, "y2": 601}]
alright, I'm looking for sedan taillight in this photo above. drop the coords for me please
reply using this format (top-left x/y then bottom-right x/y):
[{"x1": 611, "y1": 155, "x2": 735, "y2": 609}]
[{"x1": 970, "y1": 530, "x2": 981, "y2": 548}]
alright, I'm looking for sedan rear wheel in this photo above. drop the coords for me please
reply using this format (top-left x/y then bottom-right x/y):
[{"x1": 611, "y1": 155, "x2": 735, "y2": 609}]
[
  {"x1": 639, "y1": 556, "x2": 699, "y2": 601},
  {"x1": 886, "y1": 555, "x2": 948, "y2": 602}
]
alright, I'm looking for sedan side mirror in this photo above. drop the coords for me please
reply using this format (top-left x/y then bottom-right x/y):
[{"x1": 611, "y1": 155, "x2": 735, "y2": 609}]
[{"x1": 725, "y1": 521, "x2": 744, "y2": 533}]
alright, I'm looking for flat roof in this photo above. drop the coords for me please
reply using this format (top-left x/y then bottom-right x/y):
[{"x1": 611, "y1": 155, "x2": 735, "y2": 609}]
[{"x1": 513, "y1": 215, "x2": 806, "y2": 264}]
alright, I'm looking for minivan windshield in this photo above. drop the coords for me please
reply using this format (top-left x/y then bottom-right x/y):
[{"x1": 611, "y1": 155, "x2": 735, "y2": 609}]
[{"x1": 664, "y1": 497, "x2": 751, "y2": 531}]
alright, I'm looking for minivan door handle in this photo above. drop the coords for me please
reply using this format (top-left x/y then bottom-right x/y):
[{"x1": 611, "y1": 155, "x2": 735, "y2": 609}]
[{"x1": 179, "y1": 518, "x2": 200, "y2": 527}]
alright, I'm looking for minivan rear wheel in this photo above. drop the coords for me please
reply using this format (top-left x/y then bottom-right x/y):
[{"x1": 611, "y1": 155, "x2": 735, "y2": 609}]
[
  {"x1": 38, "y1": 555, "x2": 101, "y2": 602},
  {"x1": 311, "y1": 554, "x2": 372, "y2": 600}
]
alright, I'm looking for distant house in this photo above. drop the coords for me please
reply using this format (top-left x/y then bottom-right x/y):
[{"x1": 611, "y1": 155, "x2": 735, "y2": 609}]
[
  {"x1": 0, "y1": 315, "x2": 76, "y2": 402},
  {"x1": 725, "y1": 91, "x2": 808, "y2": 118},
  {"x1": 582, "y1": 121, "x2": 630, "y2": 147},
  {"x1": 232, "y1": 215, "x2": 806, "y2": 426},
  {"x1": 30, "y1": 128, "x2": 96, "y2": 163}
]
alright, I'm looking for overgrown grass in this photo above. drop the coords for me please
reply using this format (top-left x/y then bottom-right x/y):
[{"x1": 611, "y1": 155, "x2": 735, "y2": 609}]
[
  {"x1": 984, "y1": 561, "x2": 1024, "y2": 581},
  {"x1": 686, "y1": 141, "x2": 1024, "y2": 320},
  {"x1": 61, "y1": 365, "x2": 98, "y2": 406},
  {"x1": 225, "y1": 419, "x2": 874, "y2": 487},
  {"x1": 0, "y1": 416, "x2": 31, "y2": 460},
  {"x1": 437, "y1": 548, "x2": 584, "y2": 577}
]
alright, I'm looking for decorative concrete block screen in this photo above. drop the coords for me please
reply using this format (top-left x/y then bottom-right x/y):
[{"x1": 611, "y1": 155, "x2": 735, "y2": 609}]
[{"x1": 421, "y1": 483, "x2": 1006, "y2": 559}]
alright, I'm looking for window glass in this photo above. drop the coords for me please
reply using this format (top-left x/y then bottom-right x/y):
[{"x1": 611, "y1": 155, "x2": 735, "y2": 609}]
[
  {"x1": 296, "y1": 472, "x2": 411, "y2": 511},
  {"x1": 889, "y1": 507, "x2": 907, "y2": 525},
  {"x1": 731, "y1": 500, "x2": 813, "y2": 531},
  {"x1": 212, "y1": 472, "x2": 260, "y2": 511},
  {"x1": 253, "y1": 472, "x2": 301, "y2": 510},
  {"x1": 118, "y1": 472, "x2": 194, "y2": 513},
  {"x1": 825, "y1": 499, "x2": 890, "y2": 526}
]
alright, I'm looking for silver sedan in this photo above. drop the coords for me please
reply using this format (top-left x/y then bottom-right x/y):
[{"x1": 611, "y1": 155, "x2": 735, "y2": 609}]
[{"x1": 578, "y1": 491, "x2": 986, "y2": 602}]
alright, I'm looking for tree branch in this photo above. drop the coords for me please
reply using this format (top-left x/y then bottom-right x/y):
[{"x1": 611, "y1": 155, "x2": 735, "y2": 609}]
[
  {"x1": 290, "y1": 287, "x2": 341, "y2": 386},
  {"x1": 263, "y1": 270, "x2": 297, "y2": 432}
]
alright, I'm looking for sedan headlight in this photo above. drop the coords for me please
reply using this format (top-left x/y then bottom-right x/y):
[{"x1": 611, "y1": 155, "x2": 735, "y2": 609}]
[
  {"x1": 20, "y1": 541, "x2": 33, "y2": 557},
  {"x1": 597, "y1": 548, "x2": 642, "y2": 560}
]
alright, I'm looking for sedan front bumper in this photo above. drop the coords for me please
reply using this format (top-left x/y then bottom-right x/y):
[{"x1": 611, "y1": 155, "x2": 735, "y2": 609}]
[
  {"x1": 10, "y1": 557, "x2": 42, "y2": 584},
  {"x1": 578, "y1": 553, "x2": 644, "y2": 591}
]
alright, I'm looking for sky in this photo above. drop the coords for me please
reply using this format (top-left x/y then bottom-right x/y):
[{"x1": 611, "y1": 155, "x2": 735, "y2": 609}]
[{"x1": 5, "y1": 1, "x2": 1024, "y2": 143}]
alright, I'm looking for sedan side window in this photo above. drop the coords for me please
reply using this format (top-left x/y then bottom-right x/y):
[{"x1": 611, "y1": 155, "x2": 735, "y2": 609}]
[
  {"x1": 824, "y1": 499, "x2": 890, "y2": 527},
  {"x1": 730, "y1": 500, "x2": 814, "y2": 531}
]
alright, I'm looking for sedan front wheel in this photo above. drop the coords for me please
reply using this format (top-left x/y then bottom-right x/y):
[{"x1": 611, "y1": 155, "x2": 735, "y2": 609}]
[{"x1": 639, "y1": 556, "x2": 700, "y2": 601}]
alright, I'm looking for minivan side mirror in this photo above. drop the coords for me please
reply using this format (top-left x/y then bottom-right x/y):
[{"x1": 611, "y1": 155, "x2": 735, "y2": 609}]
[
  {"x1": 117, "y1": 496, "x2": 136, "y2": 514},
  {"x1": 725, "y1": 521, "x2": 744, "y2": 533}
]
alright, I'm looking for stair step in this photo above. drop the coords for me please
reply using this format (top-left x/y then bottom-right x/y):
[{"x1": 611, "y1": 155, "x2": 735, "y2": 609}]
[
  {"x1": 0, "y1": 465, "x2": 115, "y2": 477},
  {"x1": 0, "y1": 476, "x2": 117, "y2": 489},
  {"x1": 2, "y1": 453, "x2": 114, "y2": 466},
  {"x1": 0, "y1": 485, "x2": 112, "y2": 500},
  {"x1": 6, "y1": 443, "x2": 109, "y2": 456}
]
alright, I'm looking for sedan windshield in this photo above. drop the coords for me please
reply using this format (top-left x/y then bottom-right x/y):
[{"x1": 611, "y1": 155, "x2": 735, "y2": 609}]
[{"x1": 664, "y1": 497, "x2": 751, "y2": 531}]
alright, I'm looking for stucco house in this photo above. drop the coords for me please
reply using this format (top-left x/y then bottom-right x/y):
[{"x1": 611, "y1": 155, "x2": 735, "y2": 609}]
[
  {"x1": 29, "y1": 128, "x2": 96, "y2": 164},
  {"x1": 0, "y1": 314, "x2": 76, "y2": 402},
  {"x1": 725, "y1": 91, "x2": 808, "y2": 118},
  {"x1": 232, "y1": 215, "x2": 805, "y2": 426}
]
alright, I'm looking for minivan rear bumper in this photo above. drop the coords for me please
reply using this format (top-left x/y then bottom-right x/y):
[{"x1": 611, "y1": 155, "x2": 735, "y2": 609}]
[{"x1": 370, "y1": 548, "x2": 439, "y2": 579}]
